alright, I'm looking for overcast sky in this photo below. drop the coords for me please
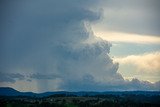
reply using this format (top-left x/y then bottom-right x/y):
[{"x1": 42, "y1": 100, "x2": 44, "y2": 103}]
[{"x1": 0, "y1": 0, "x2": 160, "y2": 92}]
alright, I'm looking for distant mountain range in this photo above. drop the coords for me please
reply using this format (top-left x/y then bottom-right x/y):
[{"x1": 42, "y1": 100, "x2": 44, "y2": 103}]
[{"x1": 0, "y1": 87, "x2": 160, "y2": 97}]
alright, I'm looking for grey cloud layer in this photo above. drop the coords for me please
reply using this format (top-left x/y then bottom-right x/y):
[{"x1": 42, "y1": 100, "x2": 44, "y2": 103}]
[
  {"x1": 95, "y1": 0, "x2": 160, "y2": 36},
  {"x1": 0, "y1": 73, "x2": 24, "y2": 83},
  {"x1": 0, "y1": 0, "x2": 159, "y2": 91},
  {"x1": 30, "y1": 73, "x2": 58, "y2": 80}
]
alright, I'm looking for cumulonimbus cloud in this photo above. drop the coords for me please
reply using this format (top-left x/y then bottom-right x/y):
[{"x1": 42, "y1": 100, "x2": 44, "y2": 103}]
[{"x1": 0, "y1": 0, "x2": 159, "y2": 92}]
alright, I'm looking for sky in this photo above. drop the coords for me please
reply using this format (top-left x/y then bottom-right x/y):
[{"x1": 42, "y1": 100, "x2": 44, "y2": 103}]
[{"x1": 0, "y1": 0, "x2": 160, "y2": 92}]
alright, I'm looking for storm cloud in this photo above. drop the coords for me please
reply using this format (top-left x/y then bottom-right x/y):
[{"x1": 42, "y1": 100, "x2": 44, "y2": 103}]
[
  {"x1": 0, "y1": 0, "x2": 159, "y2": 92},
  {"x1": 0, "y1": 72, "x2": 25, "y2": 83}
]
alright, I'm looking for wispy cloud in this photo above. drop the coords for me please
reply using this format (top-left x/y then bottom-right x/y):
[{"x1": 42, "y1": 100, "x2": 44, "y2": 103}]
[{"x1": 94, "y1": 31, "x2": 160, "y2": 44}]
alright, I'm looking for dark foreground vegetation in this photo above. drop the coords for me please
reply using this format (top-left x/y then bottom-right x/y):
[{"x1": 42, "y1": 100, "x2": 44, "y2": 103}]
[{"x1": 0, "y1": 93, "x2": 160, "y2": 107}]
